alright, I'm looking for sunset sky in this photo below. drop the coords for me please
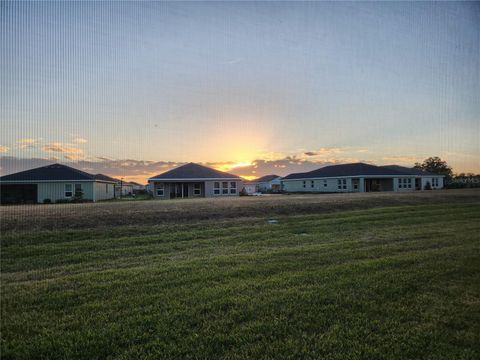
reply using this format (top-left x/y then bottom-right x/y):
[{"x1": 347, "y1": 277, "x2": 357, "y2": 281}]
[{"x1": 1, "y1": 1, "x2": 479, "y2": 183}]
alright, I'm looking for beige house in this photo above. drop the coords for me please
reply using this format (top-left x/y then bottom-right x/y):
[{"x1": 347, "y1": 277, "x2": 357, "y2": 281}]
[
  {"x1": 149, "y1": 163, "x2": 243, "y2": 199},
  {"x1": 0, "y1": 164, "x2": 117, "y2": 204}
]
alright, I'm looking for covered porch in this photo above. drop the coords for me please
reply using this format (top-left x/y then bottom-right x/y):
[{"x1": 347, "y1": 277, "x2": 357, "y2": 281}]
[
  {"x1": 154, "y1": 181, "x2": 204, "y2": 199},
  {"x1": 364, "y1": 178, "x2": 394, "y2": 192}
]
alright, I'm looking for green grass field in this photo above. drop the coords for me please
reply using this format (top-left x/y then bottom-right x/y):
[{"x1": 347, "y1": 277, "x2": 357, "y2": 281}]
[{"x1": 1, "y1": 193, "x2": 480, "y2": 359}]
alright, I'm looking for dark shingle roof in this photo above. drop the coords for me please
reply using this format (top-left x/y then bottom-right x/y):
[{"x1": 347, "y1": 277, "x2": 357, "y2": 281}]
[
  {"x1": 282, "y1": 172, "x2": 309, "y2": 180},
  {"x1": 95, "y1": 174, "x2": 121, "y2": 183},
  {"x1": 149, "y1": 163, "x2": 242, "y2": 180},
  {"x1": 283, "y1": 163, "x2": 412, "y2": 180},
  {"x1": 255, "y1": 174, "x2": 281, "y2": 183},
  {"x1": 1, "y1": 163, "x2": 96, "y2": 181},
  {"x1": 381, "y1": 165, "x2": 440, "y2": 176}
]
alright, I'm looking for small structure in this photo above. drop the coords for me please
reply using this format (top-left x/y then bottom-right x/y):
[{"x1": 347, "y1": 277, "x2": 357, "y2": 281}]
[
  {"x1": 0, "y1": 164, "x2": 116, "y2": 204},
  {"x1": 282, "y1": 162, "x2": 444, "y2": 193},
  {"x1": 242, "y1": 181, "x2": 257, "y2": 195},
  {"x1": 129, "y1": 182, "x2": 145, "y2": 194},
  {"x1": 148, "y1": 162, "x2": 243, "y2": 199},
  {"x1": 255, "y1": 174, "x2": 282, "y2": 193}
]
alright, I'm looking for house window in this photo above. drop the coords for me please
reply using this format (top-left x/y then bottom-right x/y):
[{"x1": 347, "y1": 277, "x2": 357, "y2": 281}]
[
  {"x1": 194, "y1": 183, "x2": 201, "y2": 195},
  {"x1": 65, "y1": 184, "x2": 73, "y2": 197},
  {"x1": 342, "y1": 179, "x2": 347, "y2": 189},
  {"x1": 432, "y1": 178, "x2": 439, "y2": 187},
  {"x1": 407, "y1": 178, "x2": 412, "y2": 188},
  {"x1": 230, "y1": 182, "x2": 237, "y2": 194},
  {"x1": 303, "y1": 181, "x2": 306, "y2": 188},
  {"x1": 74, "y1": 183, "x2": 82, "y2": 197},
  {"x1": 222, "y1": 182, "x2": 229, "y2": 194},
  {"x1": 337, "y1": 179, "x2": 342, "y2": 190},
  {"x1": 323, "y1": 180, "x2": 327, "y2": 187},
  {"x1": 311, "y1": 181, "x2": 314, "y2": 188},
  {"x1": 214, "y1": 182, "x2": 220, "y2": 195},
  {"x1": 156, "y1": 184, "x2": 164, "y2": 196}
]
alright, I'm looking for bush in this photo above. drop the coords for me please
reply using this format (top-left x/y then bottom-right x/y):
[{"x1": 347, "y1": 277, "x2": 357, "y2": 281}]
[
  {"x1": 43, "y1": 198, "x2": 52, "y2": 204},
  {"x1": 239, "y1": 188, "x2": 248, "y2": 196},
  {"x1": 55, "y1": 199, "x2": 71, "y2": 204},
  {"x1": 424, "y1": 181, "x2": 432, "y2": 190}
]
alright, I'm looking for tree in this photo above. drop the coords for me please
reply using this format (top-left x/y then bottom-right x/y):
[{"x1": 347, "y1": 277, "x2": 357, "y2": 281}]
[{"x1": 414, "y1": 157, "x2": 453, "y2": 178}]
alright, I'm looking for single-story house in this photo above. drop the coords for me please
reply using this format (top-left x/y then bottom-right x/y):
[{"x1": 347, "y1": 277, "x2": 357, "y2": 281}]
[
  {"x1": 0, "y1": 163, "x2": 117, "y2": 204},
  {"x1": 148, "y1": 162, "x2": 243, "y2": 199},
  {"x1": 255, "y1": 174, "x2": 282, "y2": 193},
  {"x1": 129, "y1": 182, "x2": 145, "y2": 194},
  {"x1": 281, "y1": 162, "x2": 445, "y2": 193},
  {"x1": 242, "y1": 181, "x2": 258, "y2": 195}
]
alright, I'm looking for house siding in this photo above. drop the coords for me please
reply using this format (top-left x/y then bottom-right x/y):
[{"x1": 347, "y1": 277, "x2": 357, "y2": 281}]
[
  {"x1": 37, "y1": 182, "x2": 95, "y2": 203},
  {"x1": 282, "y1": 178, "x2": 354, "y2": 193},
  {"x1": 204, "y1": 180, "x2": 243, "y2": 197},
  {"x1": 94, "y1": 182, "x2": 116, "y2": 201},
  {"x1": 421, "y1": 176, "x2": 444, "y2": 190}
]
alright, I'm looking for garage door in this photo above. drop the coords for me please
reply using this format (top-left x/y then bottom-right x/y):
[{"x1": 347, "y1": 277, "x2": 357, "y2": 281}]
[{"x1": 0, "y1": 184, "x2": 38, "y2": 204}]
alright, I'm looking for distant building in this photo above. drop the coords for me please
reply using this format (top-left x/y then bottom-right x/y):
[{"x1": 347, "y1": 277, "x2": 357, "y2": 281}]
[
  {"x1": 148, "y1": 163, "x2": 243, "y2": 199},
  {"x1": 282, "y1": 163, "x2": 444, "y2": 193},
  {"x1": 255, "y1": 175, "x2": 282, "y2": 193},
  {"x1": 0, "y1": 164, "x2": 116, "y2": 204},
  {"x1": 242, "y1": 181, "x2": 257, "y2": 195},
  {"x1": 129, "y1": 182, "x2": 145, "y2": 194}
]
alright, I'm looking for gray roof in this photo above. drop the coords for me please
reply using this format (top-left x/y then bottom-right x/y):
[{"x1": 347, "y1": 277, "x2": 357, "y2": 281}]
[
  {"x1": 95, "y1": 174, "x2": 121, "y2": 183},
  {"x1": 381, "y1": 165, "x2": 440, "y2": 176},
  {"x1": 149, "y1": 163, "x2": 242, "y2": 180},
  {"x1": 282, "y1": 162, "x2": 414, "y2": 180},
  {"x1": 0, "y1": 163, "x2": 117, "y2": 182},
  {"x1": 255, "y1": 174, "x2": 281, "y2": 183}
]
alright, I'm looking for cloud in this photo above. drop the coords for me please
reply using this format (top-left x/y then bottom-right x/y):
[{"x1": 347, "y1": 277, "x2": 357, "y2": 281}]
[
  {"x1": 1, "y1": 147, "x2": 435, "y2": 184},
  {"x1": 0, "y1": 146, "x2": 9, "y2": 153},
  {"x1": 42, "y1": 143, "x2": 83, "y2": 154},
  {"x1": 73, "y1": 138, "x2": 88, "y2": 144},
  {"x1": 18, "y1": 138, "x2": 40, "y2": 149}
]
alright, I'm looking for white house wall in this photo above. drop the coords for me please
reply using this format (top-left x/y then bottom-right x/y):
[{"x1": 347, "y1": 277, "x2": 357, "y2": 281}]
[
  {"x1": 94, "y1": 182, "x2": 115, "y2": 201},
  {"x1": 37, "y1": 182, "x2": 94, "y2": 203},
  {"x1": 393, "y1": 177, "x2": 417, "y2": 192},
  {"x1": 204, "y1": 180, "x2": 243, "y2": 197},
  {"x1": 282, "y1": 178, "x2": 355, "y2": 193},
  {"x1": 421, "y1": 176, "x2": 444, "y2": 190}
]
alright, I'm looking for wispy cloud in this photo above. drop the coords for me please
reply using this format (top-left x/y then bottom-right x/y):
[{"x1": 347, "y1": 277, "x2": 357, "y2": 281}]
[
  {"x1": 73, "y1": 138, "x2": 88, "y2": 144},
  {"x1": 382, "y1": 155, "x2": 421, "y2": 164},
  {"x1": 2, "y1": 146, "x2": 463, "y2": 183},
  {"x1": 18, "y1": 138, "x2": 41, "y2": 149},
  {"x1": 42, "y1": 143, "x2": 83, "y2": 154}
]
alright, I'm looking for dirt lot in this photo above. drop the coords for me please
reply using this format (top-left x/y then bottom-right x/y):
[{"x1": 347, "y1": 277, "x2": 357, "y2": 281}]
[{"x1": 2, "y1": 189, "x2": 479, "y2": 231}]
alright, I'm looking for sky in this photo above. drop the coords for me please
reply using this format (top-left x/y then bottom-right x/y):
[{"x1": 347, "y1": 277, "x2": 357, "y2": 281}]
[{"x1": 1, "y1": 1, "x2": 479, "y2": 183}]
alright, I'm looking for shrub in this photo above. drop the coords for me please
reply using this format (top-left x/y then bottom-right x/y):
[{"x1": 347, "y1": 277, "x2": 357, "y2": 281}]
[
  {"x1": 55, "y1": 199, "x2": 71, "y2": 204},
  {"x1": 424, "y1": 181, "x2": 432, "y2": 190},
  {"x1": 43, "y1": 198, "x2": 52, "y2": 204}
]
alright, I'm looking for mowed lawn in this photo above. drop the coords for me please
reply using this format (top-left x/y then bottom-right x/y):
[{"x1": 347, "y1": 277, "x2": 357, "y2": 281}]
[{"x1": 1, "y1": 193, "x2": 480, "y2": 359}]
